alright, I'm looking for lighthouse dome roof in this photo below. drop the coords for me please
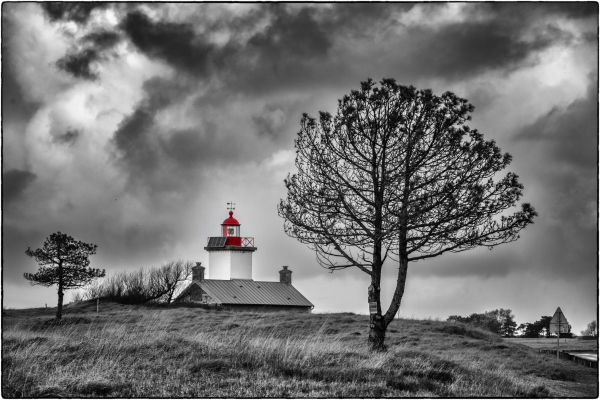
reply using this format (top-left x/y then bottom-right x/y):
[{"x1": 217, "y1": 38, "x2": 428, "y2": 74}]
[{"x1": 221, "y1": 211, "x2": 240, "y2": 226}]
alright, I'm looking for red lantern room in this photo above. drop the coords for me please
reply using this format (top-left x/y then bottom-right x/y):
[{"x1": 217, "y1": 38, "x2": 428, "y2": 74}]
[{"x1": 221, "y1": 211, "x2": 241, "y2": 246}]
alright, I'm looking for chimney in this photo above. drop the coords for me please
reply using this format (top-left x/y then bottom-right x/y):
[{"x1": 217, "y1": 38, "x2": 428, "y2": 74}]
[
  {"x1": 192, "y1": 262, "x2": 205, "y2": 282},
  {"x1": 279, "y1": 266, "x2": 292, "y2": 284}
]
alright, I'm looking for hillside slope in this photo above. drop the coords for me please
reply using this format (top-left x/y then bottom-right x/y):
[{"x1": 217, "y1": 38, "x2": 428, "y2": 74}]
[{"x1": 2, "y1": 301, "x2": 597, "y2": 397}]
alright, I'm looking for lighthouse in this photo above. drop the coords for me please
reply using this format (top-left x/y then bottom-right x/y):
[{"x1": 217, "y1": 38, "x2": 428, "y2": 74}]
[
  {"x1": 204, "y1": 207, "x2": 257, "y2": 280},
  {"x1": 175, "y1": 203, "x2": 313, "y2": 312}
]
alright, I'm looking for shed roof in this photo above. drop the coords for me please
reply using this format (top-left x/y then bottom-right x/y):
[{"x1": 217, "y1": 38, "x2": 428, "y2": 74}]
[{"x1": 177, "y1": 279, "x2": 313, "y2": 307}]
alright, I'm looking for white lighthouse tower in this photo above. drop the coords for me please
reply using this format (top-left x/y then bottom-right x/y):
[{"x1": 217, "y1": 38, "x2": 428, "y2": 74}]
[{"x1": 204, "y1": 204, "x2": 257, "y2": 280}]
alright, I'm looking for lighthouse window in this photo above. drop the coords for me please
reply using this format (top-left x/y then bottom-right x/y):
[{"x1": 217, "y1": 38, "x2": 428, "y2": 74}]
[{"x1": 227, "y1": 227, "x2": 235, "y2": 236}]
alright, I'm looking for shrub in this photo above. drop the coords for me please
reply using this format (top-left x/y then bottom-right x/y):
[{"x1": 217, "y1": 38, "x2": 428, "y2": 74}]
[{"x1": 83, "y1": 261, "x2": 193, "y2": 304}]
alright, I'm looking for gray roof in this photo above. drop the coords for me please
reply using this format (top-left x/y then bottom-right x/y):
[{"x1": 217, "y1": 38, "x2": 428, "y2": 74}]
[{"x1": 179, "y1": 279, "x2": 313, "y2": 307}]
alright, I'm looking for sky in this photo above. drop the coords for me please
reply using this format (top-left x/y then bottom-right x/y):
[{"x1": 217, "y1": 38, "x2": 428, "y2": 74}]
[{"x1": 2, "y1": 3, "x2": 597, "y2": 333}]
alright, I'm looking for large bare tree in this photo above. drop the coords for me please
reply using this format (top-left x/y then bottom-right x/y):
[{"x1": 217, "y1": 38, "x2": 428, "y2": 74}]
[{"x1": 278, "y1": 79, "x2": 536, "y2": 350}]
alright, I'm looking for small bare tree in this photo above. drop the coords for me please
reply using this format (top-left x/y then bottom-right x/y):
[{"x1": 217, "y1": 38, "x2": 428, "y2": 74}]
[
  {"x1": 279, "y1": 79, "x2": 536, "y2": 350},
  {"x1": 24, "y1": 232, "x2": 104, "y2": 321}
]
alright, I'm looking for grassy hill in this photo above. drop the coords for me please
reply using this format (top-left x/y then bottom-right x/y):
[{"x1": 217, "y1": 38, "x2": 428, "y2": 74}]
[{"x1": 2, "y1": 301, "x2": 597, "y2": 397}]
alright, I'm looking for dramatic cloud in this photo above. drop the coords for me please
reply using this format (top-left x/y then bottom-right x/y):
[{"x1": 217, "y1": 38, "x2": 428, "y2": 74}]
[
  {"x1": 57, "y1": 49, "x2": 102, "y2": 80},
  {"x1": 252, "y1": 104, "x2": 287, "y2": 138},
  {"x1": 55, "y1": 30, "x2": 121, "y2": 80},
  {"x1": 509, "y1": 74, "x2": 597, "y2": 281},
  {"x1": 515, "y1": 74, "x2": 597, "y2": 168},
  {"x1": 3, "y1": 169, "x2": 37, "y2": 205},
  {"x1": 248, "y1": 7, "x2": 332, "y2": 60},
  {"x1": 82, "y1": 30, "x2": 121, "y2": 50},
  {"x1": 3, "y1": 3, "x2": 597, "y2": 332},
  {"x1": 42, "y1": 3, "x2": 108, "y2": 24},
  {"x1": 404, "y1": 21, "x2": 571, "y2": 79},
  {"x1": 52, "y1": 128, "x2": 80, "y2": 146},
  {"x1": 120, "y1": 11, "x2": 219, "y2": 77}
]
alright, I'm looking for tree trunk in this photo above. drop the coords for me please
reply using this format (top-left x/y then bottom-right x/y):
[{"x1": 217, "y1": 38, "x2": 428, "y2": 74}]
[
  {"x1": 56, "y1": 285, "x2": 63, "y2": 322},
  {"x1": 384, "y1": 256, "x2": 409, "y2": 325},
  {"x1": 56, "y1": 261, "x2": 63, "y2": 322},
  {"x1": 367, "y1": 265, "x2": 388, "y2": 351},
  {"x1": 369, "y1": 314, "x2": 387, "y2": 351}
]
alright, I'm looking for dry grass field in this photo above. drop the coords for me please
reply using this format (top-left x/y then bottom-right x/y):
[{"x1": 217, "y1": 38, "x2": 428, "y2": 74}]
[{"x1": 2, "y1": 301, "x2": 598, "y2": 397}]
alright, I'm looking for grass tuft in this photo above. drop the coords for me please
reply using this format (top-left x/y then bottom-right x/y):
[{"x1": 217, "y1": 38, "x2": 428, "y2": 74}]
[{"x1": 525, "y1": 385, "x2": 551, "y2": 398}]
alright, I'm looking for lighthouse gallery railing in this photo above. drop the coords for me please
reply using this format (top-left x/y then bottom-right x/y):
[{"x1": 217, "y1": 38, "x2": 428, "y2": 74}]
[{"x1": 206, "y1": 237, "x2": 254, "y2": 247}]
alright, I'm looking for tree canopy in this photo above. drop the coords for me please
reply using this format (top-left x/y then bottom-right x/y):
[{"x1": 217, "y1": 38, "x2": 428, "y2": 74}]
[
  {"x1": 516, "y1": 316, "x2": 567, "y2": 338},
  {"x1": 24, "y1": 231, "x2": 104, "y2": 320},
  {"x1": 580, "y1": 320, "x2": 597, "y2": 337},
  {"x1": 448, "y1": 309, "x2": 517, "y2": 337},
  {"x1": 279, "y1": 79, "x2": 536, "y2": 349}
]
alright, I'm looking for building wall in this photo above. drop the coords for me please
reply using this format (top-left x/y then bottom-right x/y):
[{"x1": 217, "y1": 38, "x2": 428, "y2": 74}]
[
  {"x1": 208, "y1": 251, "x2": 231, "y2": 280},
  {"x1": 230, "y1": 251, "x2": 252, "y2": 279},
  {"x1": 178, "y1": 285, "x2": 215, "y2": 304},
  {"x1": 208, "y1": 250, "x2": 253, "y2": 280}
]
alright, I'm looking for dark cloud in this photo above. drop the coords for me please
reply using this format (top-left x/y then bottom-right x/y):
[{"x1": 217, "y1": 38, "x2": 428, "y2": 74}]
[
  {"x1": 252, "y1": 105, "x2": 286, "y2": 138},
  {"x1": 248, "y1": 6, "x2": 332, "y2": 60},
  {"x1": 110, "y1": 73, "x2": 291, "y2": 200},
  {"x1": 112, "y1": 86, "x2": 255, "y2": 196},
  {"x1": 41, "y1": 5, "x2": 121, "y2": 80},
  {"x1": 121, "y1": 11, "x2": 218, "y2": 77},
  {"x1": 42, "y1": 4, "x2": 594, "y2": 91},
  {"x1": 119, "y1": 5, "x2": 336, "y2": 84},
  {"x1": 2, "y1": 66, "x2": 41, "y2": 123},
  {"x1": 56, "y1": 48, "x2": 101, "y2": 80},
  {"x1": 215, "y1": 6, "x2": 338, "y2": 95},
  {"x1": 485, "y1": 2, "x2": 598, "y2": 20},
  {"x1": 523, "y1": 215, "x2": 596, "y2": 281},
  {"x1": 555, "y1": 2, "x2": 598, "y2": 18},
  {"x1": 510, "y1": 76, "x2": 597, "y2": 280},
  {"x1": 226, "y1": 3, "x2": 582, "y2": 95},
  {"x1": 52, "y1": 128, "x2": 80, "y2": 146},
  {"x1": 515, "y1": 76, "x2": 597, "y2": 169},
  {"x1": 56, "y1": 30, "x2": 121, "y2": 80},
  {"x1": 404, "y1": 19, "x2": 572, "y2": 80},
  {"x1": 114, "y1": 6, "x2": 334, "y2": 94},
  {"x1": 323, "y1": 3, "x2": 415, "y2": 37},
  {"x1": 1, "y1": 11, "x2": 43, "y2": 123},
  {"x1": 582, "y1": 31, "x2": 598, "y2": 44},
  {"x1": 112, "y1": 108, "x2": 160, "y2": 178},
  {"x1": 42, "y1": 3, "x2": 108, "y2": 24},
  {"x1": 111, "y1": 76, "x2": 205, "y2": 195},
  {"x1": 159, "y1": 128, "x2": 213, "y2": 169},
  {"x1": 409, "y1": 246, "x2": 518, "y2": 280},
  {"x1": 3, "y1": 169, "x2": 37, "y2": 205},
  {"x1": 82, "y1": 30, "x2": 121, "y2": 50}
]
